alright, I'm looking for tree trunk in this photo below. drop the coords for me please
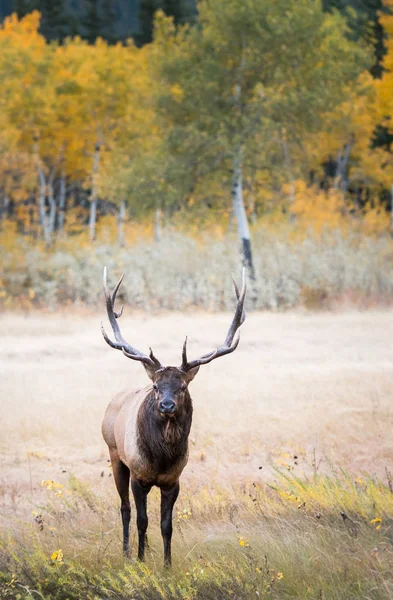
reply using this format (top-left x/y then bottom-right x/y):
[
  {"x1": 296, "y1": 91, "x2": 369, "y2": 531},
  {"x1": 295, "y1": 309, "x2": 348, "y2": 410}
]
[
  {"x1": 154, "y1": 207, "x2": 162, "y2": 242},
  {"x1": 0, "y1": 196, "x2": 9, "y2": 222},
  {"x1": 334, "y1": 137, "x2": 354, "y2": 193},
  {"x1": 48, "y1": 183, "x2": 56, "y2": 235},
  {"x1": 232, "y1": 152, "x2": 254, "y2": 278},
  {"x1": 391, "y1": 183, "x2": 393, "y2": 235},
  {"x1": 118, "y1": 199, "x2": 126, "y2": 246},
  {"x1": 58, "y1": 174, "x2": 66, "y2": 232},
  {"x1": 89, "y1": 142, "x2": 101, "y2": 242},
  {"x1": 34, "y1": 143, "x2": 52, "y2": 246},
  {"x1": 89, "y1": 198, "x2": 97, "y2": 241},
  {"x1": 37, "y1": 167, "x2": 51, "y2": 247}
]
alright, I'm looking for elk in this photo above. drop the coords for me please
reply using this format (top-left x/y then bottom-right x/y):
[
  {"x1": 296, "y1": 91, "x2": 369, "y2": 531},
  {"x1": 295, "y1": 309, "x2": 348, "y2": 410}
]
[{"x1": 101, "y1": 267, "x2": 246, "y2": 567}]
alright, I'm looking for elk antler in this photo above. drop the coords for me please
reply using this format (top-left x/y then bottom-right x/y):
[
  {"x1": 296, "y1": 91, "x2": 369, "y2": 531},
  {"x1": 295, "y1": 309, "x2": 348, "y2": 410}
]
[
  {"x1": 101, "y1": 267, "x2": 163, "y2": 369},
  {"x1": 180, "y1": 268, "x2": 246, "y2": 371}
]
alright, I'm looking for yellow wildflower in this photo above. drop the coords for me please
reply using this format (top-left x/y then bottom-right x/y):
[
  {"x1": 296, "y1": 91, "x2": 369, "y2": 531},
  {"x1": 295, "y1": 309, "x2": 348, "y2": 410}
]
[
  {"x1": 51, "y1": 549, "x2": 64, "y2": 564},
  {"x1": 370, "y1": 517, "x2": 382, "y2": 530},
  {"x1": 41, "y1": 480, "x2": 64, "y2": 491},
  {"x1": 238, "y1": 536, "x2": 250, "y2": 547},
  {"x1": 176, "y1": 507, "x2": 192, "y2": 522}
]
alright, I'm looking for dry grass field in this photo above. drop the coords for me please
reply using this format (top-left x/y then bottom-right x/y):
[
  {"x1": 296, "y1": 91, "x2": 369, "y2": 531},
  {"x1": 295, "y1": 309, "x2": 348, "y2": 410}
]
[{"x1": 1, "y1": 309, "x2": 393, "y2": 599}]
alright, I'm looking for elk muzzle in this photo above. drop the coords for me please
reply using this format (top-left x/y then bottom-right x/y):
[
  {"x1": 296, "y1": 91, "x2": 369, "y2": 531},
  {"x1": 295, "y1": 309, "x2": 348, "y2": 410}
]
[{"x1": 159, "y1": 398, "x2": 176, "y2": 416}]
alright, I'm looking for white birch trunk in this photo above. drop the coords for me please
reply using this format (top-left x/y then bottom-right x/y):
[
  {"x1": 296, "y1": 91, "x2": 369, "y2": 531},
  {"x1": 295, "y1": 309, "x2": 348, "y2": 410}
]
[
  {"x1": 231, "y1": 55, "x2": 254, "y2": 276},
  {"x1": 48, "y1": 183, "x2": 56, "y2": 235},
  {"x1": 334, "y1": 140, "x2": 353, "y2": 193},
  {"x1": 231, "y1": 152, "x2": 254, "y2": 276},
  {"x1": 89, "y1": 143, "x2": 101, "y2": 242},
  {"x1": 37, "y1": 167, "x2": 51, "y2": 246},
  {"x1": 89, "y1": 199, "x2": 97, "y2": 241},
  {"x1": 34, "y1": 142, "x2": 52, "y2": 246},
  {"x1": 58, "y1": 174, "x2": 66, "y2": 232},
  {"x1": 0, "y1": 196, "x2": 9, "y2": 222},
  {"x1": 391, "y1": 183, "x2": 393, "y2": 234},
  {"x1": 117, "y1": 200, "x2": 126, "y2": 246}
]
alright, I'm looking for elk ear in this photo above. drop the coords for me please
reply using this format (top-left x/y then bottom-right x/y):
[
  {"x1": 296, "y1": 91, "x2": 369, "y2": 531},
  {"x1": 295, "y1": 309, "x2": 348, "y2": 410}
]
[{"x1": 183, "y1": 366, "x2": 200, "y2": 384}]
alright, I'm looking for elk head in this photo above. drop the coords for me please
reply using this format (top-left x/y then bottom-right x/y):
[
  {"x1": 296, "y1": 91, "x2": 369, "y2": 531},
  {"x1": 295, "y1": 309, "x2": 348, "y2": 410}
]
[
  {"x1": 101, "y1": 266, "x2": 246, "y2": 419},
  {"x1": 150, "y1": 368, "x2": 189, "y2": 418}
]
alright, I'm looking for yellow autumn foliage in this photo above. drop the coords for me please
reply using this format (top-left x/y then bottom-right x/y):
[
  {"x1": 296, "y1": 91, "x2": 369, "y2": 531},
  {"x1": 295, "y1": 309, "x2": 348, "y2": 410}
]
[
  {"x1": 294, "y1": 189, "x2": 347, "y2": 234},
  {"x1": 0, "y1": 9, "x2": 392, "y2": 251},
  {"x1": 289, "y1": 181, "x2": 390, "y2": 237}
]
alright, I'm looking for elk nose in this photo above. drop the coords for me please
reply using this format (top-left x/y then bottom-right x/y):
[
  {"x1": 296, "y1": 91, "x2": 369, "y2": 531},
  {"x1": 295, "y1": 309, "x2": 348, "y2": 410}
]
[{"x1": 159, "y1": 400, "x2": 175, "y2": 414}]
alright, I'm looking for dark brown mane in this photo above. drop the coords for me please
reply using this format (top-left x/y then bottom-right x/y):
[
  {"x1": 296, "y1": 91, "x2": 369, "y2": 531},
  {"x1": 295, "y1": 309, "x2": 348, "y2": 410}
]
[{"x1": 137, "y1": 386, "x2": 193, "y2": 474}]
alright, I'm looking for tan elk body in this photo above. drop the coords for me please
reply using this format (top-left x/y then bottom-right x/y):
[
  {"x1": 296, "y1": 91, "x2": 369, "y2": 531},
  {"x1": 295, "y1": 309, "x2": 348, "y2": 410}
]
[{"x1": 101, "y1": 267, "x2": 246, "y2": 566}]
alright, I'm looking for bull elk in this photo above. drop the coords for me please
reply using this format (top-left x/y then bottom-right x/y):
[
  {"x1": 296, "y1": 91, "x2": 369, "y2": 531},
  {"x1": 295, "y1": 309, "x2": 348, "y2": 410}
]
[{"x1": 101, "y1": 267, "x2": 246, "y2": 566}]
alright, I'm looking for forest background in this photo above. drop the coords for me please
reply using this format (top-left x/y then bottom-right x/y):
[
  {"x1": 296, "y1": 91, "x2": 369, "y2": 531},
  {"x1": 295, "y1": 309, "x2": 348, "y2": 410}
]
[{"x1": 1, "y1": 0, "x2": 393, "y2": 310}]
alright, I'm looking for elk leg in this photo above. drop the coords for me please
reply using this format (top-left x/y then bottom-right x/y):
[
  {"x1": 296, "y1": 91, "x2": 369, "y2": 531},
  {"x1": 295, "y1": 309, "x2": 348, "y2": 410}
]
[
  {"x1": 160, "y1": 481, "x2": 180, "y2": 567},
  {"x1": 109, "y1": 449, "x2": 131, "y2": 557},
  {"x1": 131, "y1": 479, "x2": 151, "y2": 561}
]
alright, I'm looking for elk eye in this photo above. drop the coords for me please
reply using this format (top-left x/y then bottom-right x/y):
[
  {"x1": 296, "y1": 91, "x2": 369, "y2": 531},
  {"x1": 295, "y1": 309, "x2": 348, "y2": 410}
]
[
  {"x1": 153, "y1": 384, "x2": 158, "y2": 391},
  {"x1": 181, "y1": 383, "x2": 187, "y2": 391}
]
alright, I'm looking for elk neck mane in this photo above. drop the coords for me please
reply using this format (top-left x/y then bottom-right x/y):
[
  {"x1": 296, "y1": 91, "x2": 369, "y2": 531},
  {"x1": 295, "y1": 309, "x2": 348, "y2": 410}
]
[{"x1": 136, "y1": 389, "x2": 193, "y2": 472}]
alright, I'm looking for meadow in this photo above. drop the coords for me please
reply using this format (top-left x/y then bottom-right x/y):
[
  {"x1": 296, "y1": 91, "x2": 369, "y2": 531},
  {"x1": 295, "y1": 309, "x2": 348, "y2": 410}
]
[{"x1": 0, "y1": 308, "x2": 392, "y2": 599}]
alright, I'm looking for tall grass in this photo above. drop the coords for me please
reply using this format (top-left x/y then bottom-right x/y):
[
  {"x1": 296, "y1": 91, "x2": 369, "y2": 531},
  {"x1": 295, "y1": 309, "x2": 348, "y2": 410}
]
[
  {"x1": 1, "y1": 229, "x2": 393, "y2": 311},
  {"x1": 1, "y1": 470, "x2": 392, "y2": 599}
]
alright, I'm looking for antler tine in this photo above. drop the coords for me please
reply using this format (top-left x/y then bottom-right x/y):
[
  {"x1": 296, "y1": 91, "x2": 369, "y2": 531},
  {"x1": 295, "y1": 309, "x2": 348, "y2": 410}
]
[
  {"x1": 180, "y1": 269, "x2": 246, "y2": 372},
  {"x1": 224, "y1": 266, "x2": 246, "y2": 345},
  {"x1": 102, "y1": 267, "x2": 129, "y2": 349},
  {"x1": 111, "y1": 271, "x2": 124, "y2": 318},
  {"x1": 149, "y1": 346, "x2": 162, "y2": 367},
  {"x1": 182, "y1": 337, "x2": 188, "y2": 368},
  {"x1": 102, "y1": 267, "x2": 163, "y2": 368},
  {"x1": 232, "y1": 266, "x2": 246, "y2": 323}
]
